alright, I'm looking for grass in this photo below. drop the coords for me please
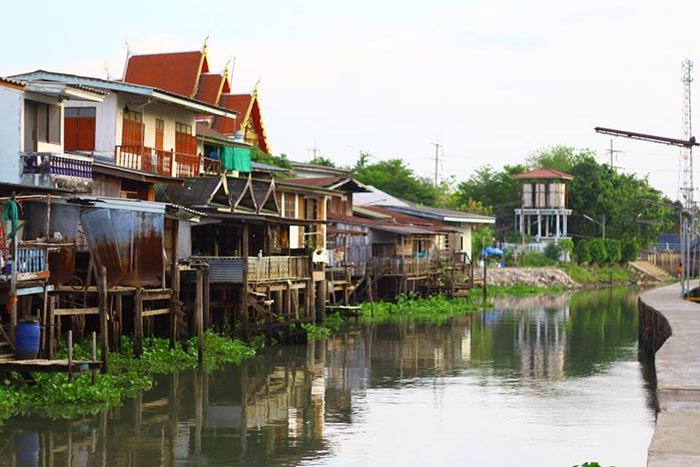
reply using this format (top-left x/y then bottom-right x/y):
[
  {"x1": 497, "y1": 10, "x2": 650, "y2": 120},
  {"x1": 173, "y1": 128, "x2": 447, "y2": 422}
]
[{"x1": 557, "y1": 263, "x2": 637, "y2": 286}]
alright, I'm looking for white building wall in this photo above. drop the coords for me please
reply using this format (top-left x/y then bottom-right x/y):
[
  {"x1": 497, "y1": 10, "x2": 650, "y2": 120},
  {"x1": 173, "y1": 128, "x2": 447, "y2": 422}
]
[
  {"x1": 66, "y1": 93, "x2": 198, "y2": 160},
  {"x1": 0, "y1": 86, "x2": 23, "y2": 184}
]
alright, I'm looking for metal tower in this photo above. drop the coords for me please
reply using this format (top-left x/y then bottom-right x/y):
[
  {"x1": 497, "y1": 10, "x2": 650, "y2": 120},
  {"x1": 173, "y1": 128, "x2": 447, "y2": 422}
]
[{"x1": 680, "y1": 59, "x2": 694, "y2": 207}]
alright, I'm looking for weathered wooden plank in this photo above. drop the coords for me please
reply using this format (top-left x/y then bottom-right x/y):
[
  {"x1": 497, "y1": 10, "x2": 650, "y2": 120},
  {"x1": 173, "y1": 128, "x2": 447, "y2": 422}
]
[
  {"x1": 53, "y1": 307, "x2": 100, "y2": 316},
  {"x1": 142, "y1": 308, "x2": 171, "y2": 317}
]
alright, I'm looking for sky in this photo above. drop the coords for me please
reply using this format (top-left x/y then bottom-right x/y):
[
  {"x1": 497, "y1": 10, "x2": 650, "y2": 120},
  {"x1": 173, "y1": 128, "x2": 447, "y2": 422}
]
[{"x1": 3, "y1": 0, "x2": 700, "y2": 200}]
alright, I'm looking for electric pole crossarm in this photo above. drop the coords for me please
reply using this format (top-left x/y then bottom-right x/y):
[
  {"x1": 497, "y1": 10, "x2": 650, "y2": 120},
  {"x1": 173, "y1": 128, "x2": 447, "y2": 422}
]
[{"x1": 594, "y1": 127, "x2": 698, "y2": 148}]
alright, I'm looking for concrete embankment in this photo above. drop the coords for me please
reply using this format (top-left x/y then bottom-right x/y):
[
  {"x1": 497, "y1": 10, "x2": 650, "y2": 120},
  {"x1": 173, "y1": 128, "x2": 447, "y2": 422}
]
[
  {"x1": 483, "y1": 267, "x2": 579, "y2": 288},
  {"x1": 639, "y1": 284, "x2": 700, "y2": 466}
]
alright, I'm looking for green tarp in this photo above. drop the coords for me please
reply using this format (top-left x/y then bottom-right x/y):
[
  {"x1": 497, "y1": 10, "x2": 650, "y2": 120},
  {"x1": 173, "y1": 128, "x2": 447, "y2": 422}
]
[{"x1": 222, "y1": 146, "x2": 252, "y2": 172}]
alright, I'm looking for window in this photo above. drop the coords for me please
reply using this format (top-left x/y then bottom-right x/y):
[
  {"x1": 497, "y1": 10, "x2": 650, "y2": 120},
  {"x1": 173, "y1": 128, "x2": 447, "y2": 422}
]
[
  {"x1": 64, "y1": 107, "x2": 96, "y2": 151},
  {"x1": 121, "y1": 110, "x2": 143, "y2": 148},
  {"x1": 155, "y1": 119, "x2": 164, "y2": 150},
  {"x1": 175, "y1": 122, "x2": 196, "y2": 155},
  {"x1": 284, "y1": 193, "x2": 296, "y2": 218}
]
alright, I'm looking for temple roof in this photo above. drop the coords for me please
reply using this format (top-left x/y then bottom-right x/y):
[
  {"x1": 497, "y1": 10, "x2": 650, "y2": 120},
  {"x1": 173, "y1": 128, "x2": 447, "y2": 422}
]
[
  {"x1": 123, "y1": 50, "x2": 208, "y2": 98},
  {"x1": 196, "y1": 73, "x2": 225, "y2": 104}
]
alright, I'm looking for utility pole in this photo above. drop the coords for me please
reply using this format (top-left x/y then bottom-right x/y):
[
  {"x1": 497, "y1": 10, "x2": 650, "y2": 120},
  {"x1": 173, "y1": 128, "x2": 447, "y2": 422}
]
[
  {"x1": 429, "y1": 136, "x2": 442, "y2": 187},
  {"x1": 606, "y1": 139, "x2": 622, "y2": 169}
]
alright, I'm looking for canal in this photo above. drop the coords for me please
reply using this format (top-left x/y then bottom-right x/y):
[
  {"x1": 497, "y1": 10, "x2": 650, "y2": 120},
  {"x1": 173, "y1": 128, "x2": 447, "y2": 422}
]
[{"x1": 1, "y1": 287, "x2": 656, "y2": 466}]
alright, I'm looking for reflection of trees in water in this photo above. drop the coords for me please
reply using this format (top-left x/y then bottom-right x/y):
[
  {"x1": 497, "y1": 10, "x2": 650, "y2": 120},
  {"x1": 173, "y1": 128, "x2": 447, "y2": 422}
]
[{"x1": 0, "y1": 287, "x2": 645, "y2": 466}]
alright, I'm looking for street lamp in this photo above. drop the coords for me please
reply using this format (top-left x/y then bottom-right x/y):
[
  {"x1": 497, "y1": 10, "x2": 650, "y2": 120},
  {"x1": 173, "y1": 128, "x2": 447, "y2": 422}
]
[{"x1": 582, "y1": 214, "x2": 606, "y2": 240}]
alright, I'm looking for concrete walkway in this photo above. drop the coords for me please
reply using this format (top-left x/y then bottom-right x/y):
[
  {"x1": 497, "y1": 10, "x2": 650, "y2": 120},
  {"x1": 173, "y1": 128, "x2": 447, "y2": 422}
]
[{"x1": 640, "y1": 284, "x2": 700, "y2": 466}]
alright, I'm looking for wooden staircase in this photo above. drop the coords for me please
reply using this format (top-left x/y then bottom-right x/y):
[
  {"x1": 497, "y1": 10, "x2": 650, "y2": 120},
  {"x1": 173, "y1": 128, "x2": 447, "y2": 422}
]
[{"x1": 629, "y1": 260, "x2": 674, "y2": 283}]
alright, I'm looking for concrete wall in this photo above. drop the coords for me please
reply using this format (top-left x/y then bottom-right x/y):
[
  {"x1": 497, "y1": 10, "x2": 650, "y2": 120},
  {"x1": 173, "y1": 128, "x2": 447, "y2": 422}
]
[{"x1": 0, "y1": 86, "x2": 22, "y2": 184}]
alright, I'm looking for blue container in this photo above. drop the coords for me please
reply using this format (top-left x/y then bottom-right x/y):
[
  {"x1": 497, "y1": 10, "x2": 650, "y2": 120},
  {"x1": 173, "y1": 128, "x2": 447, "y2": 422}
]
[{"x1": 15, "y1": 321, "x2": 40, "y2": 360}]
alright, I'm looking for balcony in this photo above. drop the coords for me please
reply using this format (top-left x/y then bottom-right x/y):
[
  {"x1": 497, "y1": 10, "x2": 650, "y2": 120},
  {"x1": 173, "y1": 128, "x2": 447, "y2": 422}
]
[
  {"x1": 115, "y1": 145, "x2": 221, "y2": 178},
  {"x1": 20, "y1": 152, "x2": 93, "y2": 191},
  {"x1": 369, "y1": 256, "x2": 432, "y2": 277},
  {"x1": 184, "y1": 256, "x2": 310, "y2": 284},
  {"x1": 0, "y1": 245, "x2": 51, "y2": 285}
]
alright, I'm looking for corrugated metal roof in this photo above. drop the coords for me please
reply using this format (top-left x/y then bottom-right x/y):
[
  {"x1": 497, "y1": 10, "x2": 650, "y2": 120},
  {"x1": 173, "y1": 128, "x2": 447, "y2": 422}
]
[
  {"x1": 10, "y1": 70, "x2": 237, "y2": 118},
  {"x1": 386, "y1": 205, "x2": 495, "y2": 224},
  {"x1": 156, "y1": 177, "x2": 223, "y2": 206}
]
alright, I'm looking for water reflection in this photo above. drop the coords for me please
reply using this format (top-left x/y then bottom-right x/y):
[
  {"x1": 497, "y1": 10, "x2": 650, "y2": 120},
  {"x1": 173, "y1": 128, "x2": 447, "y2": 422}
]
[{"x1": 0, "y1": 287, "x2": 655, "y2": 467}]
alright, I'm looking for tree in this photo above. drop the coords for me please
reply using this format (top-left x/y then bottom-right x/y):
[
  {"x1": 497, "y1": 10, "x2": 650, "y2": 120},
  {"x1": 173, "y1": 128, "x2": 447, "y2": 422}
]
[
  {"x1": 526, "y1": 145, "x2": 593, "y2": 173},
  {"x1": 308, "y1": 155, "x2": 336, "y2": 167},
  {"x1": 250, "y1": 147, "x2": 293, "y2": 173},
  {"x1": 352, "y1": 157, "x2": 443, "y2": 206},
  {"x1": 620, "y1": 235, "x2": 640, "y2": 262},
  {"x1": 450, "y1": 164, "x2": 525, "y2": 237},
  {"x1": 471, "y1": 226, "x2": 494, "y2": 261}
]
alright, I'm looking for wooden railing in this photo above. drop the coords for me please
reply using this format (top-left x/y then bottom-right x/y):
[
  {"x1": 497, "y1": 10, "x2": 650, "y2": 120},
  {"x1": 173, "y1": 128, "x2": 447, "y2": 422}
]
[
  {"x1": 0, "y1": 246, "x2": 51, "y2": 281},
  {"x1": 115, "y1": 146, "x2": 221, "y2": 178},
  {"x1": 369, "y1": 256, "x2": 432, "y2": 277},
  {"x1": 248, "y1": 256, "x2": 310, "y2": 282},
  {"x1": 192, "y1": 255, "x2": 310, "y2": 283}
]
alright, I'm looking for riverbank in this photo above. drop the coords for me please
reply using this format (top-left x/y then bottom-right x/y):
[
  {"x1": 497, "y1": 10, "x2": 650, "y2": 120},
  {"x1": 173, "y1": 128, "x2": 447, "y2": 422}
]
[
  {"x1": 639, "y1": 284, "x2": 700, "y2": 466},
  {"x1": 483, "y1": 263, "x2": 642, "y2": 289}
]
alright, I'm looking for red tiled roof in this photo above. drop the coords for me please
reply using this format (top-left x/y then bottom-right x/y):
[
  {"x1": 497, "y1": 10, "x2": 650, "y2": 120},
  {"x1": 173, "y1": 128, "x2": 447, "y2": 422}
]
[
  {"x1": 123, "y1": 51, "x2": 207, "y2": 98},
  {"x1": 215, "y1": 94, "x2": 251, "y2": 135},
  {"x1": 196, "y1": 73, "x2": 224, "y2": 104},
  {"x1": 511, "y1": 168, "x2": 574, "y2": 180}
]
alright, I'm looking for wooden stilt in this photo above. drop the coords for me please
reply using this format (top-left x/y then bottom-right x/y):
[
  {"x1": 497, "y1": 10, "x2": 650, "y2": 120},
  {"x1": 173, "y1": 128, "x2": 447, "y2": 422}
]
[
  {"x1": 98, "y1": 266, "x2": 109, "y2": 373},
  {"x1": 67, "y1": 330, "x2": 73, "y2": 382},
  {"x1": 203, "y1": 267, "x2": 210, "y2": 331},
  {"x1": 134, "y1": 288, "x2": 144, "y2": 357},
  {"x1": 195, "y1": 268, "x2": 204, "y2": 364},
  {"x1": 48, "y1": 296, "x2": 56, "y2": 359}
]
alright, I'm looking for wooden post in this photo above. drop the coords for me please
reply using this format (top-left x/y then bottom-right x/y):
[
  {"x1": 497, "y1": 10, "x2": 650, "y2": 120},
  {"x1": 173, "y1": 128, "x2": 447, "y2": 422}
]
[
  {"x1": 48, "y1": 296, "x2": 56, "y2": 359},
  {"x1": 203, "y1": 266, "x2": 210, "y2": 331},
  {"x1": 115, "y1": 294, "x2": 123, "y2": 352},
  {"x1": 91, "y1": 331, "x2": 97, "y2": 383},
  {"x1": 41, "y1": 282, "x2": 49, "y2": 357},
  {"x1": 195, "y1": 268, "x2": 204, "y2": 365},
  {"x1": 134, "y1": 288, "x2": 144, "y2": 357},
  {"x1": 67, "y1": 330, "x2": 73, "y2": 382},
  {"x1": 170, "y1": 232, "x2": 180, "y2": 348},
  {"x1": 240, "y1": 259, "x2": 249, "y2": 340},
  {"x1": 316, "y1": 279, "x2": 326, "y2": 322},
  {"x1": 285, "y1": 283, "x2": 292, "y2": 320},
  {"x1": 98, "y1": 266, "x2": 109, "y2": 373}
]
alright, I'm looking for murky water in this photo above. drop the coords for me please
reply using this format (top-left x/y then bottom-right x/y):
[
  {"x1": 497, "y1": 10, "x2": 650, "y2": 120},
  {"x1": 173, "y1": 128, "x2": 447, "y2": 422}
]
[{"x1": 1, "y1": 287, "x2": 656, "y2": 467}]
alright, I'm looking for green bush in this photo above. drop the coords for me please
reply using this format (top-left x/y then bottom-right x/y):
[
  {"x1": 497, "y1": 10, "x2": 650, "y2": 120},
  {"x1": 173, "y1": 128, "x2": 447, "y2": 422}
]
[
  {"x1": 588, "y1": 239, "x2": 608, "y2": 265},
  {"x1": 524, "y1": 251, "x2": 557, "y2": 267},
  {"x1": 574, "y1": 239, "x2": 591, "y2": 264},
  {"x1": 544, "y1": 242, "x2": 561, "y2": 262},
  {"x1": 604, "y1": 239, "x2": 622, "y2": 264},
  {"x1": 621, "y1": 236, "x2": 640, "y2": 262}
]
